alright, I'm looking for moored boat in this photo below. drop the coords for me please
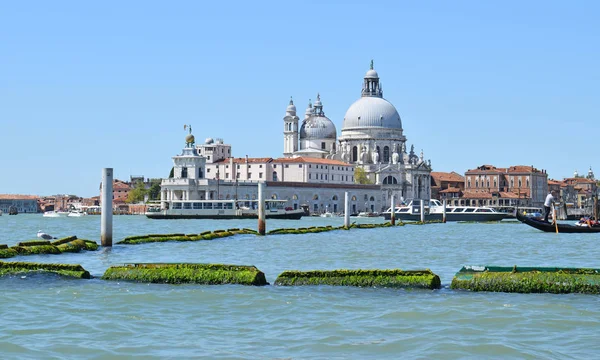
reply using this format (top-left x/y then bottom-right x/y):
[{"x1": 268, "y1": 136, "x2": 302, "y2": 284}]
[
  {"x1": 381, "y1": 199, "x2": 507, "y2": 222},
  {"x1": 516, "y1": 210, "x2": 600, "y2": 233},
  {"x1": 146, "y1": 199, "x2": 305, "y2": 220}
]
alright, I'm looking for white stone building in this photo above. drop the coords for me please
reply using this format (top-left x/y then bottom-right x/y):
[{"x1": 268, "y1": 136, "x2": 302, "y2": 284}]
[{"x1": 283, "y1": 61, "x2": 432, "y2": 202}]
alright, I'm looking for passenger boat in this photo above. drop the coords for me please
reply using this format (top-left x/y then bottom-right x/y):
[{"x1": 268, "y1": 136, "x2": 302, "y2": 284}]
[
  {"x1": 516, "y1": 210, "x2": 600, "y2": 233},
  {"x1": 381, "y1": 199, "x2": 508, "y2": 222},
  {"x1": 146, "y1": 199, "x2": 305, "y2": 220}
]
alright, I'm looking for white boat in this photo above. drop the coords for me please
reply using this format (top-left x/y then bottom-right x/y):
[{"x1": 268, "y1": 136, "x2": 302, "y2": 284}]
[
  {"x1": 56, "y1": 210, "x2": 70, "y2": 216},
  {"x1": 357, "y1": 211, "x2": 379, "y2": 217},
  {"x1": 381, "y1": 199, "x2": 507, "y2": 222},
  {"x1": 67, "y1": 210, "x2": 88, "y2": 217},
  {"x1": 43, "y1": 211, "x2": 62, "y2": 218},
  {"x1": 146, "y1": 199, "x2": 305, "y2": 220},
  {"x1": 320, "y1": 212, "x2": 334, "y2": 218}
]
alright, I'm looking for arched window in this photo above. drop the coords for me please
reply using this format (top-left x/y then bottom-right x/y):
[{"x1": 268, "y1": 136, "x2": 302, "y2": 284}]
[
  {"x1": 383, "y1": 175, "x2": 397, "y2": 184},
  {"x1": 245, "y1": 194, "x2": 250, "y2": 199},
  {"x1": 352, "y1": 146, "x2": 358, "y2": 162},
  {"x1": 383, "y1": 175, "x2": 398, "y2": 184},
  {"x1": 369, "y1": 196, "x2": 375, "y2": 201},
  {"x1": 271, "y1": 194, "x2": 278, "y2": 199},
  {"x1": 383, "y1": 146, "x2": 390, "y2": 163},
  {"x1": 332, "y1": 195, "x2": 338, "y2": 200},
  {"x1": 313, "y1": 194, "x2": 319, "y2": 200},
  {"x1": 351, "y1": 195, "x2": 357, "y2": 201},
  {"x1": 364, "y1": 194, "x2": 368, "y2": 201},
  {"x1": 292, "y1": 194, "x2": 298, "y2": 200},
  {"x1": 273, "y1": 171, "x2": 278, "y2": 181},
  {"x1": 518, "y1": 179, "x2": 522, "y2": 187}
]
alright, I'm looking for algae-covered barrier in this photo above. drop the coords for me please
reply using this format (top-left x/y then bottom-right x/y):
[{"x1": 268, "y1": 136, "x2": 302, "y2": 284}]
[
  {"x1": 451, "y1": 266, "x2": 600, "y2": 294},
  {"x1": 0, "y1": 261, "x2": 91, "y2": 279},
  {"x1": 0, "y1": 236, "x2": 99, "y2": 259},
  {"x1": 102, "y1": 263, "x2": 269, "y2": 286},
  {"x1": 274, "y1": 269, "x2": 441, "y2": 289},
  {"x1": 118, "y1": 228, "x2": 258, "y2": 244}
]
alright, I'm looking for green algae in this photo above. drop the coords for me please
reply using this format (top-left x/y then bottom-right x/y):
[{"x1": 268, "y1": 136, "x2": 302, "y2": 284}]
[
  {"x1": 101, "y1": 263, "x2": 268, "y2": 286},
  {"x1": 274, "y1": 269, "x2": 441, "y2": 289},
  {"x1": 451, "y1": 266, "x2": 600, "y2": 294},
  {"x1": 51, "y1": 236, "x2": 78, "y2": 246},
  {"x1": 0, "y1": 247, "x2": 18, "y2": 259},
  {"x1": 118, "y1": 229, "x2": 259, "y2": 244},
  {"x1": 0, "y1": 261, "x2": 91, "y2": 279}
]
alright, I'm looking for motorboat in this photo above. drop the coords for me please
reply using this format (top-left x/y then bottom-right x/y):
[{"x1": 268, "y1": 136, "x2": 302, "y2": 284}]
[
  {"x1": 43, "y1": 211, "x2": 61, "y2": 218},
  {"x1": 67, "y1": 210, "x2": 88, "y2": 217},
  {"x1": 381, "y1": 199, "x2": 508, "y2": 222},
  {"x1": 146, "y1": 199, "x2": 305, "y2": 220}
]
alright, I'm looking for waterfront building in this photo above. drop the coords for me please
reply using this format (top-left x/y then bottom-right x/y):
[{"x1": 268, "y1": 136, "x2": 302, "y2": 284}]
[
  {"x1": 160, "y1": 134, "x2": 384, "y2": 214},
  {"x1": 0, "y1": 194, "x2": 39, "y2": 213},
  {"x1": 462, "y1": 165, "x2": 548, "y2": 208},
  {"x1": 430, "y1": 172, "x2": 465, "y2": 201}
]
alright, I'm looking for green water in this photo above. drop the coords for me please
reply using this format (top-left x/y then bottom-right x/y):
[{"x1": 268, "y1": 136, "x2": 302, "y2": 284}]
[{"x1": 1, "y1": 214, "x2": 599, "y2": 359}]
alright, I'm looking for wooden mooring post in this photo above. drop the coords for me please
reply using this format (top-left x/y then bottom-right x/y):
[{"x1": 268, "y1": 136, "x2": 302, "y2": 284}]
[
  {"x1": 101, "y1": 168, "x2": 113, "y2": 247},
  {"x1": 258, "y1": 182, "x2": 265, "y2": 235}
]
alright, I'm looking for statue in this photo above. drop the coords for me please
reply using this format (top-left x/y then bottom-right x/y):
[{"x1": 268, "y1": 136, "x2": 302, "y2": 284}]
[
  {"x1": 360, "y1": 144, "x2": 368, "y2": 164},
  {"x1": 372, "y1": 142, "x2": 379, "y2": 164},
  {"x1": 392, "y1": 144, "x2": 400, "y2": 164},
  {"x1": 341, "y1": 143, "x2": 349, "y2": 162}
]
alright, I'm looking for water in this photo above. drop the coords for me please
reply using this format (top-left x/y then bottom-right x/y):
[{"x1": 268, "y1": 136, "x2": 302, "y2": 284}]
[{"x1": 1, "y1": 214, "x2": 600, "y2": 359}]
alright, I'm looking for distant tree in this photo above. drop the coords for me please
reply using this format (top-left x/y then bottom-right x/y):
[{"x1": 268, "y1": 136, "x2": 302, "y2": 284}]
[
  {"x1": 354, "y1": 167, "x2": 372, "y2": 184},
  {"x1": 147, "y1": 180, "x2": 162, "y2": 200},
  {"x1": 127, "y1": 181, "x2": 147, "y2": 203}
]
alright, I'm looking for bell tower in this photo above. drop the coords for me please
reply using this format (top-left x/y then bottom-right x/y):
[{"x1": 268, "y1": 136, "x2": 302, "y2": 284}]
[{"x1": 283, "y1": 97, "x2": 299, "y2": 158}]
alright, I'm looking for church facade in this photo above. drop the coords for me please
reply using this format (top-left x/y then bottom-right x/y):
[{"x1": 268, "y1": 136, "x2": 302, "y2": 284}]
[{"x1": 283, "y1": 61, "x2": 432, "y2": 202}]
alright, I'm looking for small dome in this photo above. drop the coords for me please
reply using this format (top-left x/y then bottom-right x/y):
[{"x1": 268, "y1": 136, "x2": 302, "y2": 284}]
[
  {"x1": 300, "y1": 115, "x2": 337, "y2": 140},
  {"x1": 365, "y1": 69, "x2": 379, "y2": 78},
  {"x1": 342, "y1": 97, "x2": 402, "y2": 130},
  {"x1": 185, "y1": 134, "x2": 195, "y2": 143},
  {"x1": 286, "y1": 97, "x2": 296, "y2": 116}
]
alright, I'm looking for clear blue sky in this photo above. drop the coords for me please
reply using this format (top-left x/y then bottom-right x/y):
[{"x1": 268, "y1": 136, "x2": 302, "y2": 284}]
[{"x1": 1, "y1": 1, "x2": 598, "y2": 197}]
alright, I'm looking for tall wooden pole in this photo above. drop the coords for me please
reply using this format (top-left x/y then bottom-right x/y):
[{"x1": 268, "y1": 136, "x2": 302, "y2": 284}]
[
  {"x1": 258, "y1": 182, "x2": 265, "y2": 235},
  {"x1": 344, "y1": 192, "x2": 350, "y2": 228},
  {"x1": 390, "y1": 194, "x2": 395, "y2": 225},
  {"x1": 101, "y1": 168, "x2": 113, "y2": 247},
  {"x1": 442, "y1": 199, "x2": 447, "y2": 223}
]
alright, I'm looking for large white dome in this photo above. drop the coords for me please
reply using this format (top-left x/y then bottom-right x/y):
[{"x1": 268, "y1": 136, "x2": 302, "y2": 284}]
[{"x1": 342, "y1": 97, "x2": 402, "y2": 130}]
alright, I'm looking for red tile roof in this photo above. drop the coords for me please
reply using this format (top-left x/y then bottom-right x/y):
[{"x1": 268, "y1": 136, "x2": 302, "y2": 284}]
[
  {"x1": 439, "y1": 187, "x2": 462, "y2": 193},
  {"x1": 430, "y1": 171, "x2": 464, "y2": 183},
  {"x1": 214, "y1": 157, "x2": 274, "y2": 164}
]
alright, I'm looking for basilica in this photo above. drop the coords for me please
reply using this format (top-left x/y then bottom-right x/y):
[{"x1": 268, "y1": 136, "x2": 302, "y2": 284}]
[
  {"x1": 158, "y1": 62, "x2": 432, "y2": 215},
  {"x1": 283, "y1": 61, "x2": 432, "y2": 201}
]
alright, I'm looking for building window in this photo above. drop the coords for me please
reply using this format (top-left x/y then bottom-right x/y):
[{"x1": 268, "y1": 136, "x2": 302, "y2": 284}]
[
  {"x1": 236, "y1": 173, "x2": 240, "y2": 178},
  {"x1": 259, "y1": 165, "x2": 263, "y2": 168},
  {"x1": 321, "y1": 142, "x2": 326, "y2": 150},
  {"x1": 237, "y1": 164, "x2": 240, "y2": 169},
  {"x1": 298, "y1": 164, "x2": 301, "y2": 168},
  {"x1": 248, "y1": 173, "x2": 252, "y2": 178},
  {"x1": 383, "y1": 146, "x2": 390, "y2": 163},
  {"x1": 259, "y1": 173, "x2": 263, "y2": 178},
  {"x1": 182, "y1": 167, "x2": 188, "y2": 178},
  {"x1": 273, "y1": 172, "x2": 278, "y2": 181},
  {"x1": 352, "y1": 146, "x2": 358, "y2": 162},
  {"x1": 225, "y1": 173, "x2": 229, "y2": 179},
  {"x1": 207, "y1": 168, "x2": 211, "y2": 173},
  {"x1": 309, "y1": 174, "x2": 311, "y2": 179},
  {"x1": 286, "y1": 164, "x2": 289, "y2": 168}
]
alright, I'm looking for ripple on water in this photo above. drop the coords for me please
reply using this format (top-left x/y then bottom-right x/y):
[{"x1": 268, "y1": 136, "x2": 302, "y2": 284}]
[{"x1": 2, "y1": 215, "x2": 600, "y2": 358}]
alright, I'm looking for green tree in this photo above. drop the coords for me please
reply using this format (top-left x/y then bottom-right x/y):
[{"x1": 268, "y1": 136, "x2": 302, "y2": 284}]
[
  {"x1": 354, "y1": 167, "x2": 372, "y2": 184},
  {"x1": 127, "y1": 181, "x2": 148, "y2": 203},
  {"x1": 147, "y1": 180, "x2": 162, "y2": 200}
]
